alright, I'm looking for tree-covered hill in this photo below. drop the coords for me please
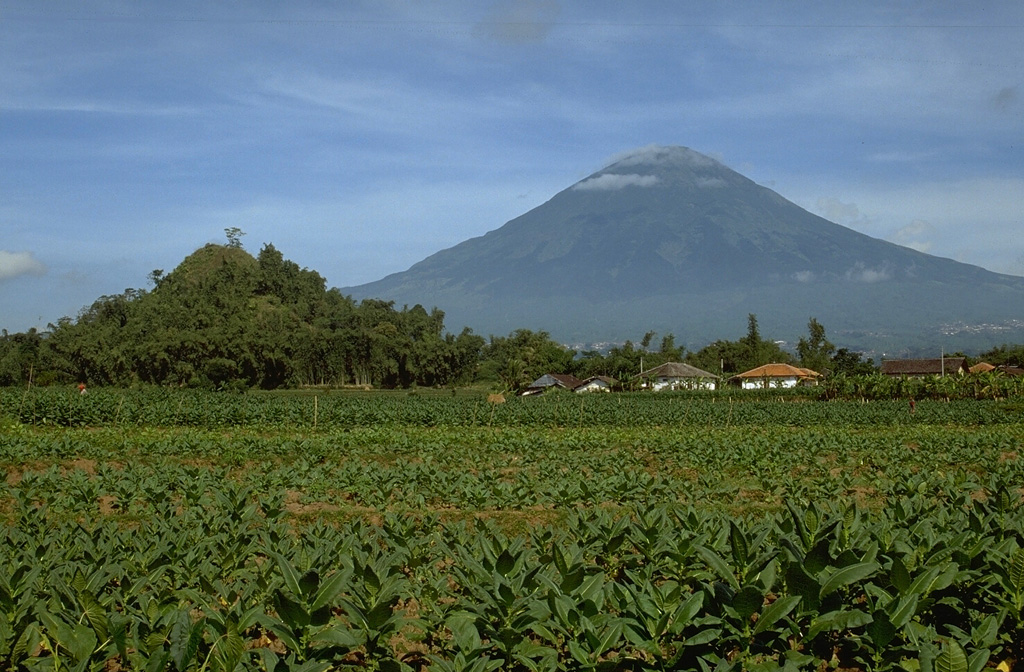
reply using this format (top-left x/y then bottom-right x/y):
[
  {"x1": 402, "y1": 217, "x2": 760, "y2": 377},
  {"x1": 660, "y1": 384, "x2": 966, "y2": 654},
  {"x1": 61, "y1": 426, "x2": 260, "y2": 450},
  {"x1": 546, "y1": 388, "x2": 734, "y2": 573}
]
[{"x1": 3, "y1": 239, "x2": 484, "y2": 389}]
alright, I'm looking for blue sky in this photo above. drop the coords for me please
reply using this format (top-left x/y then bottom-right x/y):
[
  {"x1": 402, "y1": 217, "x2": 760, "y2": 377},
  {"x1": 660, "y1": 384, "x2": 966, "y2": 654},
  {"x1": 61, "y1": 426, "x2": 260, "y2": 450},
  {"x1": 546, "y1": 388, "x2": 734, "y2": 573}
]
[{"x1": 2, "y1": 1, "x2": 1022, "y2": 333}]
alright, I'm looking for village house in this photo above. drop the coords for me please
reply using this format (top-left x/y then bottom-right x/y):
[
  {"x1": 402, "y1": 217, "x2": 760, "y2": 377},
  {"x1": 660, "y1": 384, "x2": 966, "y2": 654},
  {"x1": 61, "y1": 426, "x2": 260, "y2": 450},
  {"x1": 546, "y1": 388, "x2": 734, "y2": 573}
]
[
  {"x1": 520, "y1": 373, "x2": 585, "y2": 396},
  {"x1": 731, "y1": 363, "x2": 821, "y2": 389},
  {"x1": 879, "y1": 358, "x2": 969, "y2": 377},
  {"x1": 574, "y1": 376, "x2": 618, "y2": 393},
  {"x1": 636, "y1": 362, "x2": 719, "y2": 391}
]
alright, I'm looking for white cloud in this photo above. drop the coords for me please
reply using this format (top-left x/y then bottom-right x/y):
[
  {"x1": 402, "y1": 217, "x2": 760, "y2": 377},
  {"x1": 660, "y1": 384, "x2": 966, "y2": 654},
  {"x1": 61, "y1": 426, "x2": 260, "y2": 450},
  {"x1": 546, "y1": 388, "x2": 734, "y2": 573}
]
[
  {"x1": 845, "y1": 262, "x2": 891, "y2": 283},
  {"x1": 815, "y1": 197, "x2": 862, "y2": 224},
  {"x1": 793, "y1": 270, "x2": 814, "y2": 283},
  {"x1": 788, "y1": 177, "x2": 1024, "y2": 275},
  {"x1": 890, "y1": 219, "x2": 934, "y2": 253},
  {"x1": 572, "y1": 173, "x2": 660, "y2": 191},
  {"x1": 0, "y1": 250, "x2": 46, "y2": 281}
]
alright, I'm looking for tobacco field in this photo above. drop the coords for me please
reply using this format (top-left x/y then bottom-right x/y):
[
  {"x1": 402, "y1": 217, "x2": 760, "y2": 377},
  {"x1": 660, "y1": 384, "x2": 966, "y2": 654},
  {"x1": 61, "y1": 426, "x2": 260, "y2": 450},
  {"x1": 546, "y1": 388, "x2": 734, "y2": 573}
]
[{"x1": 2, "y1": 387, "x2": 1024, "y2": 671}]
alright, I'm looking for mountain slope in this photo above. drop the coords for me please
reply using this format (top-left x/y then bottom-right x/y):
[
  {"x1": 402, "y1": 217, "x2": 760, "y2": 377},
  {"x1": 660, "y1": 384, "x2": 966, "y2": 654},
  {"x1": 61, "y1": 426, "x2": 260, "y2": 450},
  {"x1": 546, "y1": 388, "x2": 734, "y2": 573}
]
[{"x1": 345, "y1": 146, "x2": 1024, "y2": 350}]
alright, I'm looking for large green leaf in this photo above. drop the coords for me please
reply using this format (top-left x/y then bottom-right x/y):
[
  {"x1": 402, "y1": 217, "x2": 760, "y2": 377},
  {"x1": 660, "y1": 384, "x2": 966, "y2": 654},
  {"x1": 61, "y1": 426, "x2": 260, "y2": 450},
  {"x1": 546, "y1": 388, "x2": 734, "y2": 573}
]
[
  {"x1": 887, "y1": 594, "x2": 919, "y2": 630},
  {"x1": 313, "y1": 624, "x2": 362, "y2": 649},
  {"x1": 695, "y1": 545, "x2": 739, "y2": 591},
  {"x1": 729, "y1": 521, "x2": 749, "y2": 568},
  {"x1": 168, "y1": 610, "x2": 205, "y2": 672},
  {"x1": 935, "y1": 640, "x2": 968, "y2": 672},
  {"x1": 819, "y1": 562, "x2": 880, "y2": 599},
  {"x1": 1008, "y1": 549, "x2": 1024, "y2": 595},
  {"x1": 310, "y1": 570, "x2": 349, "y2": 612},
  {"x1": 732, "y1": 586, "x2": 763, "y2": 623},
  {"x1": 752, "y1": 595, "x2": 801, "y2": 635},
  {"x1": 890, "y1": 555, "x2": 911, "y2": 595},
  {"x1": 274, "y1": 552, "x2": 303, "y2": 598}
]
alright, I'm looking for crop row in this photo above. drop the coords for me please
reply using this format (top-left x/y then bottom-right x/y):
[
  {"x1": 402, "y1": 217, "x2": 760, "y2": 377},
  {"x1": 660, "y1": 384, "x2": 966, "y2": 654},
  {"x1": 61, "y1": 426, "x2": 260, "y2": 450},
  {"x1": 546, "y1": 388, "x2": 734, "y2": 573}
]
[
  {"x1": 4, "y1": 388, "x2": 1024, "y2": 429},
  {"x1": 3, "y1": 425, "x2": 1023, "y2": 514},
  {"x1": 1, "y1": 477, "x2": 1023, "y2": 671}
]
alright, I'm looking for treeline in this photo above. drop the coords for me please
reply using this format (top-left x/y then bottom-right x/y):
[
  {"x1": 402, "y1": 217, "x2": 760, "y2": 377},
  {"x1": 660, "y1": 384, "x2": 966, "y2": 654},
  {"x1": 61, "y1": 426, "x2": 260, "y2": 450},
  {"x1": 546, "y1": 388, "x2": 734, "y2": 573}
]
[{"x1": 2, "y1": 235, "x2": 1022, "y2": 391}]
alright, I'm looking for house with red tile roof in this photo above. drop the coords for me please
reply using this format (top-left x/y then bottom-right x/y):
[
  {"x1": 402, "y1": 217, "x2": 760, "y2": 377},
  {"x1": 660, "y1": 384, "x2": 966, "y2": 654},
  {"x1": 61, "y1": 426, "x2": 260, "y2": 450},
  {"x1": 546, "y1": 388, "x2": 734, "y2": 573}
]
[{"x1": 730, "y1": 363, "x2": 821, "y2": 389}]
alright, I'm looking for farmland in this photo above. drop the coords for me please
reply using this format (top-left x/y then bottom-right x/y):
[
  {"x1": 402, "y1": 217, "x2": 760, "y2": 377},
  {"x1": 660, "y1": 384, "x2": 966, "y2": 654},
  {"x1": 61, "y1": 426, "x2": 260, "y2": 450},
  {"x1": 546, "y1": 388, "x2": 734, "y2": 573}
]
[{"x1": 2, "y1": 388, "x2": 1024, "y2": 671}]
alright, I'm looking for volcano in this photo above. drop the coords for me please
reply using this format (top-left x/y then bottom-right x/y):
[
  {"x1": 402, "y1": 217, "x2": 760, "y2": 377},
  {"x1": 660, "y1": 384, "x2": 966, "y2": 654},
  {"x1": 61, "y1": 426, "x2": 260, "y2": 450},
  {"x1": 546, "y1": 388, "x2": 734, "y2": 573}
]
[{"x1": 344, "y1": 146, "x2": 1024, "y2": 352}]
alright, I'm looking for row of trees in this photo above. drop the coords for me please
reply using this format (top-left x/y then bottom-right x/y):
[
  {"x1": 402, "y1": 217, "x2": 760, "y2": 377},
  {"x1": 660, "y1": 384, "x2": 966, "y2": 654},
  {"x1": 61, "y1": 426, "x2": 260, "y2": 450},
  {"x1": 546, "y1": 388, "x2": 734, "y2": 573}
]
[{"x1": 1, "y1": 234, "x2": 1019, "y2": 391}]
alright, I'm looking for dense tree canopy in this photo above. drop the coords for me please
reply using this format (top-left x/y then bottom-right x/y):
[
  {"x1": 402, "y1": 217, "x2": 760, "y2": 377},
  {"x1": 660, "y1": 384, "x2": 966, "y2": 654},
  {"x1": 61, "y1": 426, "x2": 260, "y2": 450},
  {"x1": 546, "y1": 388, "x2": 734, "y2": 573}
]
[
  {"x1": 1, "y1": 237, "x2": 484, "y2": 390},
  {"x1": 979, "y1": 343, "x2": 1024, "y2": 367},
  {"x1": 796, "y1": 317, "x2": 836, "y2": 374},
  {"x1": 478, "y1": 329, "x2": 575, "y2": 392}
]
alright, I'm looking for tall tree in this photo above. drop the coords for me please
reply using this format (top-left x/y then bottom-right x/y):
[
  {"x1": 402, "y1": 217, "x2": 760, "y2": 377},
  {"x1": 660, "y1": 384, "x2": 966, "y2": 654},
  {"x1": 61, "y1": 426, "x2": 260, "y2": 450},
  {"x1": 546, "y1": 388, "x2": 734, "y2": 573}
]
[
  {"x1": 688, "y1": 314, "x2": 792, "y2": 374},
  {"x1": 796, "y1": 317, "x2": 835, "y2": 374},
  {"x1": 742, "y1": 313, "x2": 764, "y2": 366}
]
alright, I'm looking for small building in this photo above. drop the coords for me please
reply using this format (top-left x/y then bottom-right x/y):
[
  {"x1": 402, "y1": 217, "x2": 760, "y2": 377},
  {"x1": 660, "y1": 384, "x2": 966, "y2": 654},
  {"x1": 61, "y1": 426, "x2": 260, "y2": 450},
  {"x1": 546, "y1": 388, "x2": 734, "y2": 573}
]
[
  {"x1": 880, "y1": 358, "x2": 969, "y2": 377},
  {"x1": 521, "y1": 373, "x2": 585, "y2": 396},
  {"x1": 731, "y1": 363, "x2": 821, "y2": 389},
  {"x1": 996, "y1": 364, "x2": 1024, "y2": 377},
  {"x1": 575, "y1": 376, "x2": 618, "y2": 393},
  {"x1": 637, "y1": 362, "x2": 719, "y2": 391},
  {"x1": 970, "y1": 362, "x2": 996, "y2": 374}
]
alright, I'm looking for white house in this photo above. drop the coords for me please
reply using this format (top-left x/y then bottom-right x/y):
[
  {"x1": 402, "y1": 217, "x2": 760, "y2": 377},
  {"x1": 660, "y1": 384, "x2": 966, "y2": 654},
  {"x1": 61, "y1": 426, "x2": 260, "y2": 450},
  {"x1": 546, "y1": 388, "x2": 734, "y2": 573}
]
[{"x1": 637, "y1": 362, "x2": 719, "y2": 391}]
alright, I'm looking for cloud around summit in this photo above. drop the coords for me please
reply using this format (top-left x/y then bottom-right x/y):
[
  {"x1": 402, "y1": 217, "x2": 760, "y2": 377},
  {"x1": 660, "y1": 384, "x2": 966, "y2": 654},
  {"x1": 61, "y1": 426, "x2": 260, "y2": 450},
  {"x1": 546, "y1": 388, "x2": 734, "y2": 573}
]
[{"x1": 573, "y1": 173, "x2": 660, "y2": 191}]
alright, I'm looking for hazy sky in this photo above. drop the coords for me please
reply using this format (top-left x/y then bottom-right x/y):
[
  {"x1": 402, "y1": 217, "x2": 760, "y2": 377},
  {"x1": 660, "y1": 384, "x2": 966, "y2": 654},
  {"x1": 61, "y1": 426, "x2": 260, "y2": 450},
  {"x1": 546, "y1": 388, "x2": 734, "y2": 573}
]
[{"x1": 2, "y1": 1, "x2": 1022, "y2": 332}]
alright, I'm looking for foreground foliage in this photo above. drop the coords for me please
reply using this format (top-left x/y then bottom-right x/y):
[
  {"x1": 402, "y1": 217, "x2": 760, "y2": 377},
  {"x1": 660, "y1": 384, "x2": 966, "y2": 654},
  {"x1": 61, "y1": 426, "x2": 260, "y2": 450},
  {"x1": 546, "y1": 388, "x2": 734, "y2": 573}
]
[
  {"x1": 1, "y1": 389, "x2": 1023, "y2": 670},
  {"x1": 2, "y1": 478, "x2": 1023, "y2": 671}
]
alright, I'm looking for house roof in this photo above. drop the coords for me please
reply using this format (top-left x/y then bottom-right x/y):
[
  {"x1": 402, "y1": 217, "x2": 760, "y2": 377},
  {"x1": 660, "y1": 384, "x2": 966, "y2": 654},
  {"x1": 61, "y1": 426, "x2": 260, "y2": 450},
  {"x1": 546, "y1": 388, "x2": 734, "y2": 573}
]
[
  {"x1": 637, "y1": 361, "x2": 719, "y2": 379},
  {"x1": 996, "y1": 365, "x2": 1024, "y2": 377},
  {"x1": 529, "y1": 373, "x2": 585, "y2": 389},
  {"x1": 880, "y1": 358, "x2": 967, "y2": 376},
  {"x1": 732, "y1": 363, "x2": 821, "y2": 379},
  {"x1": 970, "y1": 362, "x2": 995, "y2": 373},
  {"x1": 578, "y1": 375, "x2": 618, "y2": 386}
]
